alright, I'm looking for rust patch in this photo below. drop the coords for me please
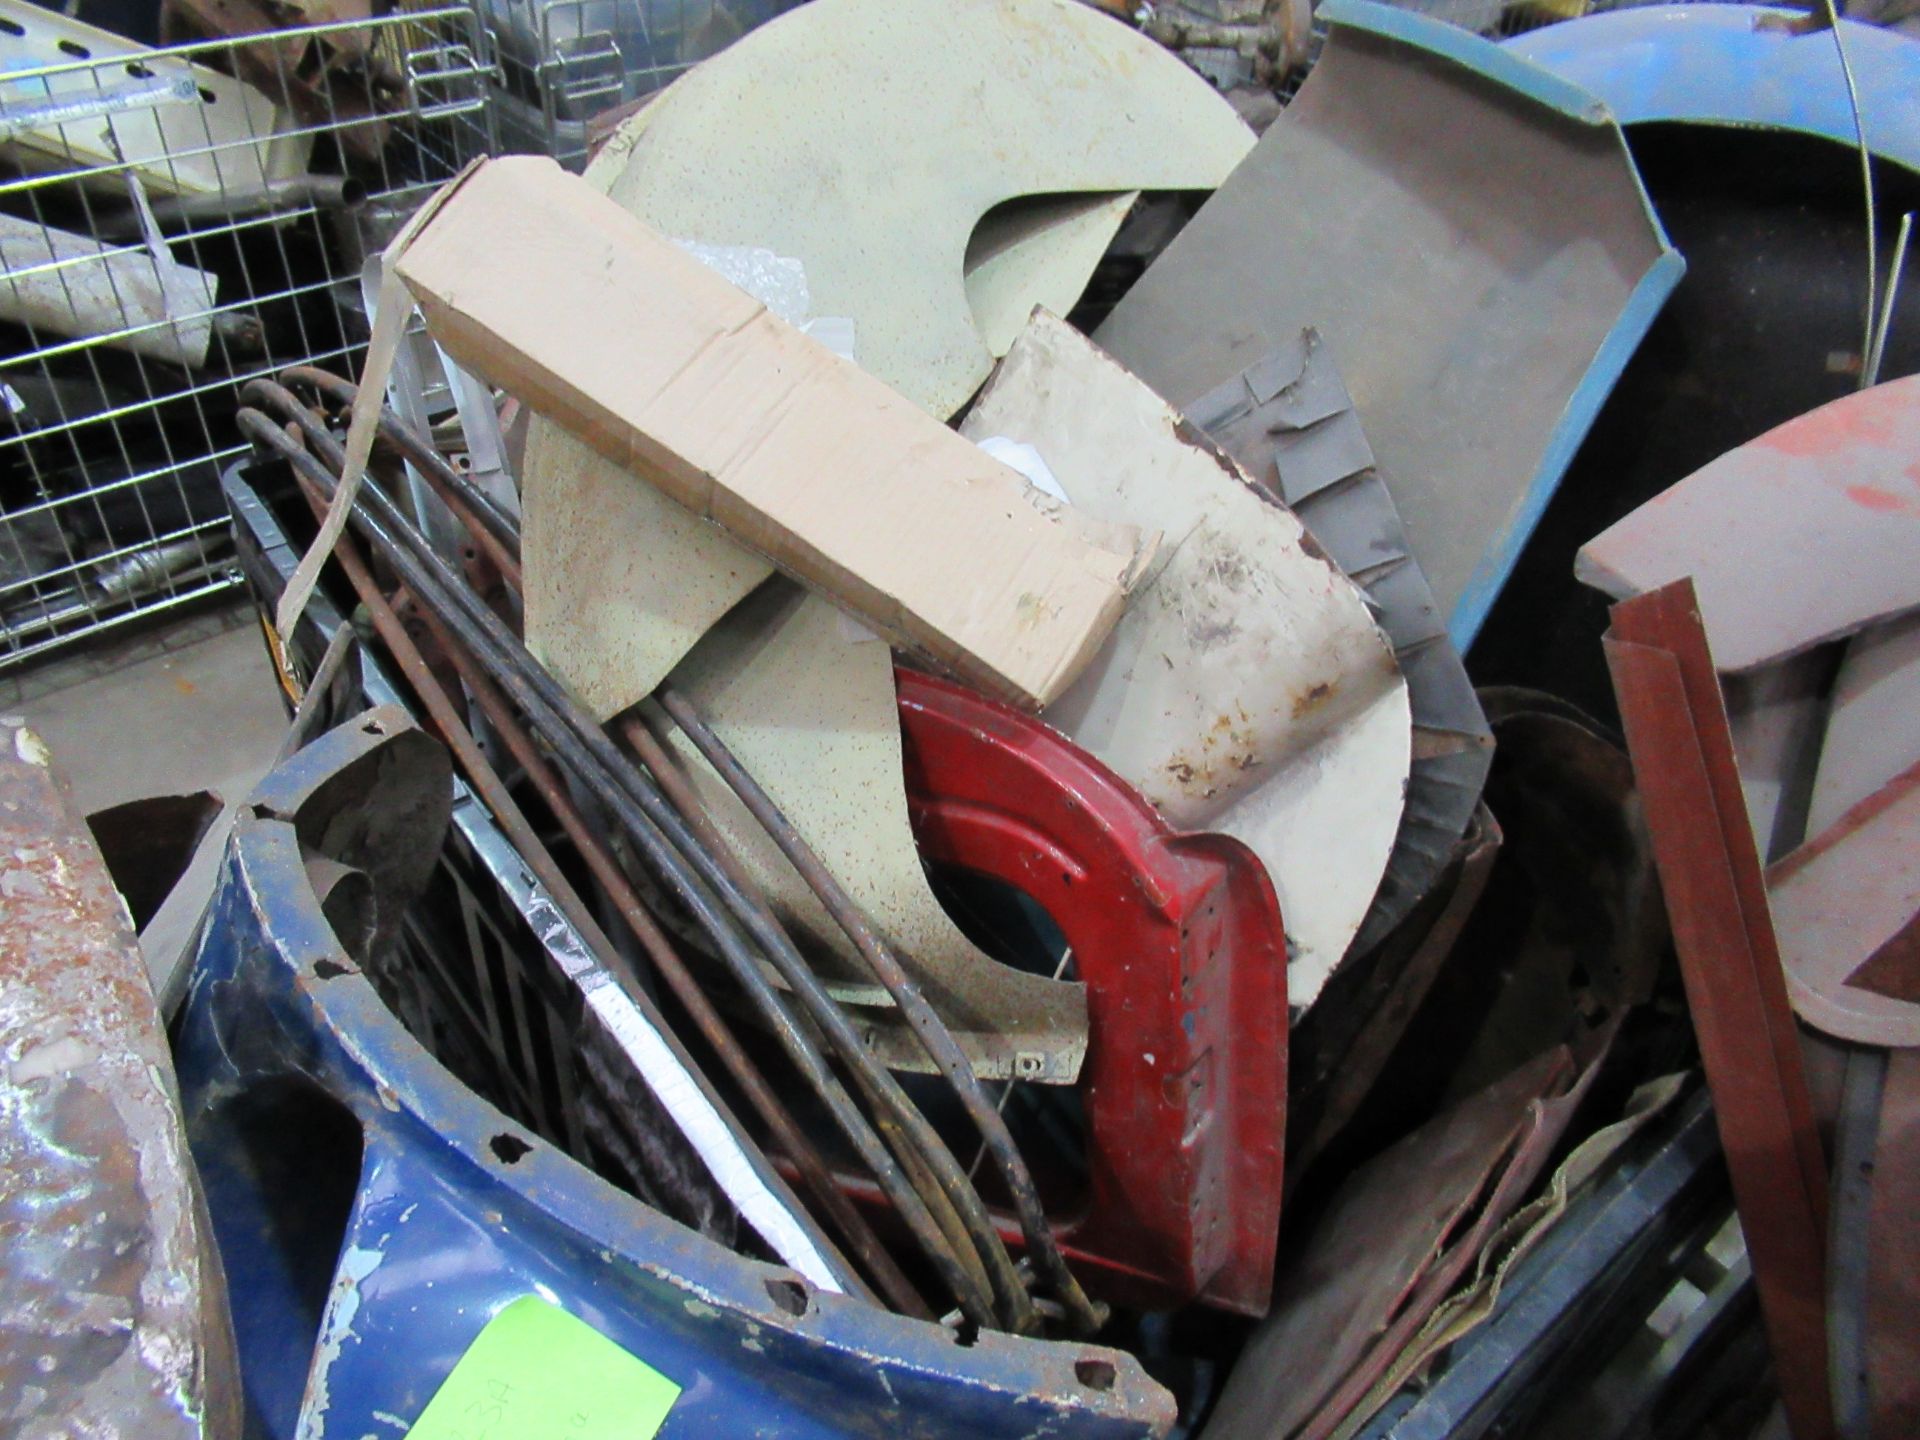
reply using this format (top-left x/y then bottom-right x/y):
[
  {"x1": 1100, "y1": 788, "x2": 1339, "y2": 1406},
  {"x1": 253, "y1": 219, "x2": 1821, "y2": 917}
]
[
  {"x1": 1847, "y1": 483, "x2": 1920, "y2": 517},
  {"x1": 1291, "y1": 679, "x2": 1337, "y2": 719},
  {"x1": 0, "y1": 720, "x2": 238, "y2": 1437},
  {"x1": 1759, "y1": 387, "x2": 1899, "y2": 456}
]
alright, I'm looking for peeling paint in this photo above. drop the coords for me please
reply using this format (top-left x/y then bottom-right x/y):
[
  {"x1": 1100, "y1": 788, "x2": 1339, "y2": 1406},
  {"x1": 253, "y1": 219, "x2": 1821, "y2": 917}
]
[{"x1": 299, "y1": 1244, "x2": 386, "y2": 1440}]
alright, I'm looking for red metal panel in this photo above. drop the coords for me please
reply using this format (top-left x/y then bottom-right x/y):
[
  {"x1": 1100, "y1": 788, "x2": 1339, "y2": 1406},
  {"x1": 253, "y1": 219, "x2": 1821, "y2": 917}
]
[
  {"x1": 896, "y1": 669, "x2": 1288, "y2": 1317},
  {"x1": 1604, "y1": 579, "x2": 1833, "y2": 1440}
]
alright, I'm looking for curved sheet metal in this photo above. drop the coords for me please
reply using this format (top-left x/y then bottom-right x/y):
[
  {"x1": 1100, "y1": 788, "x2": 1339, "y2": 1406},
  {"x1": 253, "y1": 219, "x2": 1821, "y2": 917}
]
[
  {"x1": 1097, "y1": 0, "x2": 1682, "y2": 653},
  {"x1": 1577, "y1": 373, "x2": 1920, "y2": 674},
  {"x1": 593, "y1": 0, "x2": 1252, "y2": 419},
  {"x1": 1505, "y1": 5, "x2": 1920, "y2": 176},
  {"x1": 174, "y1": 717, "x2": 1175, "y2": 1438},
  {"x1": 961, "y1": 313, "x2": 1411, "y2": 1006}
]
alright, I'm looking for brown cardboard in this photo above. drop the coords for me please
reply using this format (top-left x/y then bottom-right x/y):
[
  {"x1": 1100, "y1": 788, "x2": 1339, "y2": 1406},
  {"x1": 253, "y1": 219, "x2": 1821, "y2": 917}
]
[{"x1": 389, "y1": 155, "x2": 1153, "y2": 709}]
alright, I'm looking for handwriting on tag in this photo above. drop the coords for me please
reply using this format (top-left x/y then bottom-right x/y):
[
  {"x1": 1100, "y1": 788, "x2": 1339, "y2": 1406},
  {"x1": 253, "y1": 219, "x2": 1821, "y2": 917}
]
[{"x1": 407, "y1": 1295, "x2": 681, "y2": 1439}]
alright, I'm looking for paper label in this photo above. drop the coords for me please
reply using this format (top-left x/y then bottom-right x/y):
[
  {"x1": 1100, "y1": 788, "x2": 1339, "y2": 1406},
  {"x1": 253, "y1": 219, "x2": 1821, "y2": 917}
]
[{"x1": 407, "y1": 1296, "x2": 681, "y2": 1439}]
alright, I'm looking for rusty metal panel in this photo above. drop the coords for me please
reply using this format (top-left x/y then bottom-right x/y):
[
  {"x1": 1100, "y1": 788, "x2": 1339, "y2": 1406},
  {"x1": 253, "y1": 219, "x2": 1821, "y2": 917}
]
[
  {"x1": 1204, "y1": 1046, "x2": 1576, "y2": 1440},
  {"x1": 0, "y1": 719, "x2": 240, "y2": 1439}
]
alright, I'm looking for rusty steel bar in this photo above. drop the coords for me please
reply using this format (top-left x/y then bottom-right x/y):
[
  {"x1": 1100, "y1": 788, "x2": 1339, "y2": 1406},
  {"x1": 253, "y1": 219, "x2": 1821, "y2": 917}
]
[
  {"x1": 618, "y1": 714, "x2": 775, "y2": 925},
  {"x1": 278, "y1": 364, "x2": 523, "y2": 554},
  {"x1": 237, "y1": 406, "x2": 1008, "y2": 1330},
  {"x1": 652, "y1": 689, "x2": 1106, "y2": 1333},
  {"x1": 612, "y1": 715, "x2": 994, "y2": 1315},
  {"x1": 436, "y1": 620, "x2": 927, "y2": 1317},
  {"x1": 243, "y1": 396, "x2": 985, "y2": 1322},
  {"x1": 238, "y1": 393, "x2": 1023, "y2": 1330},
  {"x1": 248, "y1": 418, "x2": 833, "y2": 1270},
  {"x1": 361, "y1": 453, "x2": 1019, "y2": 1323},
  {"x1": 245, "y1": 377, "x2": 524, "y2": 594},
  {"x1": 1605, "y1": 580, "x2": 1833, "y2": 1440},
  {"x1": 270, "y1": 395, "x2": 983, "y2": 1318}
]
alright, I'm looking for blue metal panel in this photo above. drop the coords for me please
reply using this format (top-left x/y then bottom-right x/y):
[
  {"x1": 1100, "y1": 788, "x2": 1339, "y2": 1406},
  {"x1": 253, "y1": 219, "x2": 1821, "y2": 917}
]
[
  {"x1": 173, "y1": 719, "x2": 1174, "y2": 1439},
  {"x1": 1505, "y1": 4, "x2": 1920, "y2": 177}
]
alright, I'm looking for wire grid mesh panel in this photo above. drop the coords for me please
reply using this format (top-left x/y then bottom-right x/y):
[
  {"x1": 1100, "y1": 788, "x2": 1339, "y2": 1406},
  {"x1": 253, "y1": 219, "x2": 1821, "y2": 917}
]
[
  {"x1": 480, "y1": 0, "x2": 800, "y2": 170},
  {"x1": 0, "y1": 4, "x2": 494, "y2": 669}
]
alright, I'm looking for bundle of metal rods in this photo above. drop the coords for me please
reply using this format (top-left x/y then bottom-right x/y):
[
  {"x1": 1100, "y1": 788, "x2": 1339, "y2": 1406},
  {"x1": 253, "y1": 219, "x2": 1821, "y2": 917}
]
[{"x1": 236, "y1": 371, "x2": 1101, "y2": 1339}]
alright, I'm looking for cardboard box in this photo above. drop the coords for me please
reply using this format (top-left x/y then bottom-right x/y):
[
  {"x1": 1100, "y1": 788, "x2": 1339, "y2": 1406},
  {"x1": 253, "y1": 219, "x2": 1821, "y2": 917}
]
[{"x1": 389, "y1": 156, "x2": 1153, "y2": 709}]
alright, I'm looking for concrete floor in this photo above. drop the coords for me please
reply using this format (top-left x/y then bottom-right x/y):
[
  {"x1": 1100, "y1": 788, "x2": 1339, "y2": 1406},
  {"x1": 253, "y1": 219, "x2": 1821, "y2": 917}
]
[
  {"x1": 2, "y1": 601, "x2": 289, "y2": 815},
  {"x1": 4, "y1": 601, "x2": 291, "y2": 1000}
]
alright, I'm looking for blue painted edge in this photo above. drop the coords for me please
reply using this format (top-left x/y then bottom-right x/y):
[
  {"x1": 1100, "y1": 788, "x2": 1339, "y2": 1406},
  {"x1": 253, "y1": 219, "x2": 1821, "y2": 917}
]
[
  {"x1": 1321, "y1": 0, "x2": 1683, "y2": 649},
  {"x1": 1448, "y1": 247, "x2": 1689, "y2": 652},
  {"x1": 1319, "y1": 0, "x2": 1611, "y2": 123}
]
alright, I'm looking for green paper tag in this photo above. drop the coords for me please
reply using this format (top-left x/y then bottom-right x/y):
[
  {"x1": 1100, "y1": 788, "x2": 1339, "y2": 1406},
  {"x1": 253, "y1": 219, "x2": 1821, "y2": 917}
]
[{"x1": 407, "y1": 1295, "x2": 682, "y2": 1439}]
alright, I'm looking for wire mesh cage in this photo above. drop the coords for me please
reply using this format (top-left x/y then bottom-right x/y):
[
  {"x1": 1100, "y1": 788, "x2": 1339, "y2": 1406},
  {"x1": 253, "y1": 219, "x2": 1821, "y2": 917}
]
[
  {"x1": 478, "y1": 0, "x2": 800, "y2": 170},
  {"x1": 0, "y1": 2, "x2": 494, "y2": 670}
]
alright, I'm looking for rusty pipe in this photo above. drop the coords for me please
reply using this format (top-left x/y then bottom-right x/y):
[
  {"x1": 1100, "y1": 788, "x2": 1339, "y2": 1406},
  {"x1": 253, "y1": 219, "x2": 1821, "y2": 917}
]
[
  {"x1": 254, "y1": 423, "x2": 846, "y2": 1281},
  {"x1": 617, "y1": 710, "x2": 995, "y2": 1312},
  {"x1": 439, "y1": 627, "x2": 927, "y2": 1316},
  {"x1": 654, "y1": 687, "x2": 1105, "y2": 1334},
  {"x1": 238, "y1": 407, "x2": 1001, "y2": 1329},
  {"x1": 278, "y1": 365, "x2": 522, "y2": 554},
  {"x1": 245, "y1": 377, "x2": 523, "y2": 594}
]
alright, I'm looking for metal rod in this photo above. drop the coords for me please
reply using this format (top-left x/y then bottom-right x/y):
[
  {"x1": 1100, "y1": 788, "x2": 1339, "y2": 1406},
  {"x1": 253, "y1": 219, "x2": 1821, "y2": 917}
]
[
  {"x1": 262, "y1": 426, "x2": 846, "y2": 1280},
  {"x1": 652, "y1": 690, "x2": 1104, "y2": 1331},
  {"x1": 616, "y1": 710, "x2": 994, "y2": 1313},
  {"x1": 437, "y1": 620, "x2": 926, "y2": 1316},
  {"x1": 247, "y1": 378, "x2": 523, "y2": 593},
  {"x1": 1864, "y1": 211, "x2": 1915, "y2": 390},
  {"x1": 237, "y1": 406, "x2": 1004, "y2": 1328},
  {"x1": 1820, "y1": 0, "x2": 1880, "y2": 389},
  {"x1": 243, "y1": 397, "x2": 975, "y2": 1320},
  {"x1": 279, "y1": 365, "x2": 522, "y2": 552},
  {"x1": 304, "y1": 469, "x2": 1037, "y2": 1329},
  {"x1": 241, "y1": 390, "x2": 1030, "y2": 1327}
]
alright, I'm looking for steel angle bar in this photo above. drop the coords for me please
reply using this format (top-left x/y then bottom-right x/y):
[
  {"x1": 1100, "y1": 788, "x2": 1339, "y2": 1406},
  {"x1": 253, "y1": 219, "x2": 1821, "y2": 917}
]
[{"x1": 1603, "y1": 579, "x2": 1834, "y2": 1440}]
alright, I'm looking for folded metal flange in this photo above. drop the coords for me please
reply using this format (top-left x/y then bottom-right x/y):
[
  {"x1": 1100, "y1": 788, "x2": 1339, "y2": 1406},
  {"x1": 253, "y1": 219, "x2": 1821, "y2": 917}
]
[{"x1": 1185, "y1": 329, "x2": 1492, "y2": 975}]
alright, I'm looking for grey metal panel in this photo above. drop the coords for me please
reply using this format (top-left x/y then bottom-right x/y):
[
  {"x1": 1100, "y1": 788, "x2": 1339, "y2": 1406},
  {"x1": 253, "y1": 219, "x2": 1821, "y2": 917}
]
[{"x1": 1094, "y1": 0, "x2": 1680, "y2": 648}]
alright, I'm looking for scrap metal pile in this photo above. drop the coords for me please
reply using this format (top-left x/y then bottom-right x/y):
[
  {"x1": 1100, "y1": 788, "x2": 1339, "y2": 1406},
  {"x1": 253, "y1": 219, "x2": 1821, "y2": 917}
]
[{"x1": 9, "y1": 0, "x2": 1918, "y2": 1437}]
